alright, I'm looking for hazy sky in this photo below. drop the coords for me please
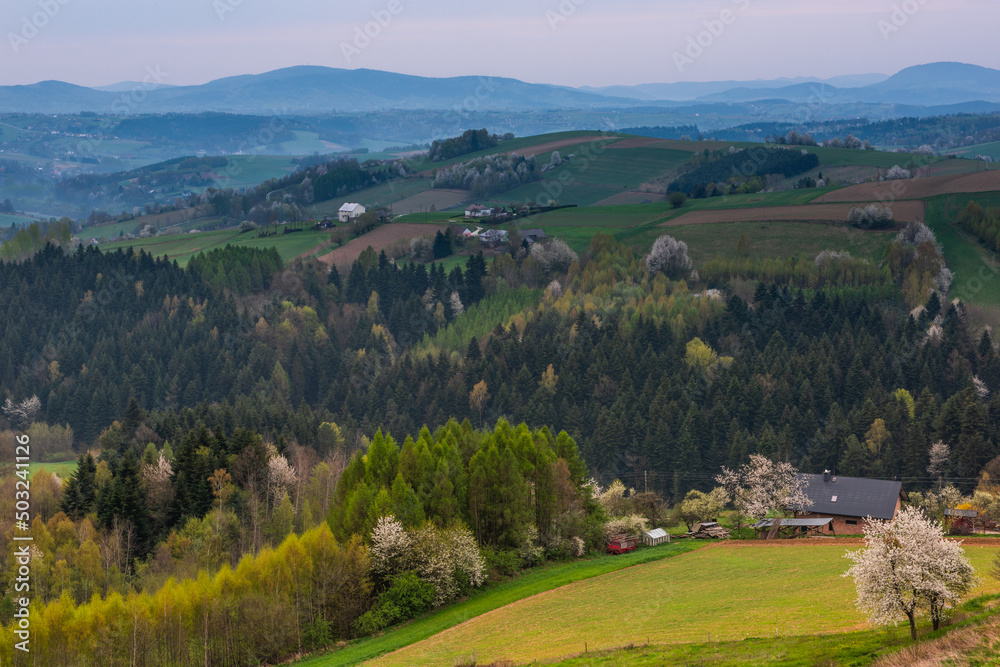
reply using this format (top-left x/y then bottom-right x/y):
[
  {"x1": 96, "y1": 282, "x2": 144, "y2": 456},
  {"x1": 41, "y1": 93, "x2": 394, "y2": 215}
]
[{"x1": 1, "y1": 0, "x2": 998, "y2": 87}]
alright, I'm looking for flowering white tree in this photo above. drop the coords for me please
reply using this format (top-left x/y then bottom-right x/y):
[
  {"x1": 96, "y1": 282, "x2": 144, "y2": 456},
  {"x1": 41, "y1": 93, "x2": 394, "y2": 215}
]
[
  {"x1": 844, "y1": 506, "x2": 977, "y2": 639},
  {"x1": 368, "y1": 516, "x2": 485, "y2": 606},
  {"x1": 267, "y1": 455, "x2": 297, "y2": 503},
  {"x1": 646, "y1": 235, "x2": 692, "y2": 277},
  {"x1": 3, "y1": 395, "x2": 41, "y2": 428},
  {"x1": 927, "y1": 441, "x2": 951, "y2": 479},
  {"x1": 715, "y1": 454, "x2": 812, "y2": 528},
  {"x1": 369, "y1": 515, "x2": 412, "y2": 582}
]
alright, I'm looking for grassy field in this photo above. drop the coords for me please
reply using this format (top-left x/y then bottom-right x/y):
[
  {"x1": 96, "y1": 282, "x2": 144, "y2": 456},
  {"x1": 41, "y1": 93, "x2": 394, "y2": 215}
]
[
  {"x1": 487, "y1": 147, "x2": 692, "y2": 208},
  {"x1": 29, "y1": 460, "x2": 78, "y2": 479},
  {"x1": 805, "y1": 146, "x2": 940, "y2": 169},
  {"x1": 99, "y1": 227, "x2": 336, "y2": 266},
  {"x1": 953, "y1": 141, "x2": 1000, "y2": 161},
  {"x1": 370, "y1": 542, "x2": 1000, "y2": 667},
  {"x1": 0, "y1": 212, "x2": 34, "y2": 227},
  {"x1": 311, "y1": 179, "x2": 433, "y2": 216},
  {"x1": 652, "y1": 221, "x2": 895, "y2": 264},
  {"x1": 925, "y1": 192, "x2": 1000, "y2": 308},
  {"x1": 297, "y1": 542, "x2": 705, "y2": 667}
]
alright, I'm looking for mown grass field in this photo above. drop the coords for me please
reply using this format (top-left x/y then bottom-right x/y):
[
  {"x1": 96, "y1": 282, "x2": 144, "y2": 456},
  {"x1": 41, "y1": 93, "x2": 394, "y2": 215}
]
[
  {"x1": 297, "y1": 542, "x2": 705, "y2": 667},
  {"x1": 369, "y1": 542, "x2": 1000, "y2": 667}
]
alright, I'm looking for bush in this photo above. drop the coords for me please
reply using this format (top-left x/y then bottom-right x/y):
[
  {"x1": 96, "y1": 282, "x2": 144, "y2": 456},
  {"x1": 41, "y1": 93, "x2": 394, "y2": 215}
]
[
  {"x1": 354, "y1": 572, "x2": 435, "y2": 635},
  {"x1": 848, "y1": 204, "x2": 894, "y2": 230},
  {"x1": 482, "y1": 547, "x2": 524, "y2": 580},
  {"x1": 668, "y1": 192, "x2": 687, "y2": 208}
]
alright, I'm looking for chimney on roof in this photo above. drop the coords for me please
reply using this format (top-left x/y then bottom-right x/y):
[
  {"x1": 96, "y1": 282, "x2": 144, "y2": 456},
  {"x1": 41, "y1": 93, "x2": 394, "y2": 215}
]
[{"x1": 823, "y1": 470, "x2": 832, "y2": 483}]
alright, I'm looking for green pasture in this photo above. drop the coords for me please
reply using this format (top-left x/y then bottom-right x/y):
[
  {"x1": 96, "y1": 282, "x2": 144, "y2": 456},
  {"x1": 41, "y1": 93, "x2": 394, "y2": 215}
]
[
  {"x1": 925, "y1": 192, "x2": 1000, "y2": 308},
  {"x1": 370, "y1": 543, "x2": 1000, "y2": 667},
  {"x1": 28, "y1": 460, "x2": 78, "y2": 480},
  {"x1": 296, "y1": 541, "x2": 705, "y2": 667}
]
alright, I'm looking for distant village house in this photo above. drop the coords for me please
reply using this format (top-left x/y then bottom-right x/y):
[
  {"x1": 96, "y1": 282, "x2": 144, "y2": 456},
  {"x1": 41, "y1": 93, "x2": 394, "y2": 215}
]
[{"x1": 465, "y1": 205, "x2": 493, "y2": 219}]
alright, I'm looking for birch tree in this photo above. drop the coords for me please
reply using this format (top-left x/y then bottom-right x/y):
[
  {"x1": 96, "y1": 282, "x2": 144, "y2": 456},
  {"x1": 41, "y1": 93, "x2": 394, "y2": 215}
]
[{"x1": 844, "y1": 506, "x2": 977, "y2": 640}]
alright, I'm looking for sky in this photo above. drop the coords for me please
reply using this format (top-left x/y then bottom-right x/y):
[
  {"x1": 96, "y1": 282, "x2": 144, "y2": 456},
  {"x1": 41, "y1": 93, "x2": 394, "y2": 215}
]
[{"x1": 1, "y1": 0, "x2": 998, "y2": 88}]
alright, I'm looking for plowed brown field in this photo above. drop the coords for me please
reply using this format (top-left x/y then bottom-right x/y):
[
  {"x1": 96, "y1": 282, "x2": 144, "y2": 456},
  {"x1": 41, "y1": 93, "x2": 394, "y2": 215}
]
[
  {"x1": 317, "y1": 223, "x2": 449, "y2": 268},
  {"x1": 814, "y1": 171, "x2": 1000, "y2": 203}
]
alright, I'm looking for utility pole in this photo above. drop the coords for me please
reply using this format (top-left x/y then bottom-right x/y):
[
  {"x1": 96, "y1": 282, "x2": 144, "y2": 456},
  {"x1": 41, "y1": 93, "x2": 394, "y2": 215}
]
[{"x1": 644, "y1": 470, "x2": 648, "y2": 494}]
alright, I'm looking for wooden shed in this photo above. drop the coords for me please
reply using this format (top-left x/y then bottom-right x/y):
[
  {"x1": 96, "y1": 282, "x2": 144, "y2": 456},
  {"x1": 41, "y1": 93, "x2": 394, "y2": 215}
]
[{"x1": 642, "y1": 528, "x2": 670, "y2": 546}]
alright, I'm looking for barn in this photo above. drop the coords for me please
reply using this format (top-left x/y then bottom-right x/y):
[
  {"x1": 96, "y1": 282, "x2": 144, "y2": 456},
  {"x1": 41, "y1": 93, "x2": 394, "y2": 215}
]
[
  {"x1": 339, "y1": 203, "x2": 366, "y2": 223},
  {"x1": 794, "y1": 471, "x2": 905, "y2": 534}
]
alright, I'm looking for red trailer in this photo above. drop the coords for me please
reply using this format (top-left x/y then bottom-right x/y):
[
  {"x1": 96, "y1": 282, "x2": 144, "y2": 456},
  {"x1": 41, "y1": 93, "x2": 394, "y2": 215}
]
[{"x1": 607, "y1": 534, "x2": 639, "y2": 555}]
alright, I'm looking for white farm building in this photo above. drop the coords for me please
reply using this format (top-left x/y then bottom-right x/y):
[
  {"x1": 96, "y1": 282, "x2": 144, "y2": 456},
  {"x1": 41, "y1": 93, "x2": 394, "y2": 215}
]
[{"x1": 339, "y1": 203, "x2": 366, "y2": 223}]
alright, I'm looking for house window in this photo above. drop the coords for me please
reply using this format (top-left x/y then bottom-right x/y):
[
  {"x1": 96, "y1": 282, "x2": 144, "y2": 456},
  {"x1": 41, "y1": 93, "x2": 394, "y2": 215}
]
[
  {"x1": 846, "y1": 520, "x2": 858, "y2": 526},
  {"x1": 831, "y1": 495, "x2": 838, "y2": 502}
]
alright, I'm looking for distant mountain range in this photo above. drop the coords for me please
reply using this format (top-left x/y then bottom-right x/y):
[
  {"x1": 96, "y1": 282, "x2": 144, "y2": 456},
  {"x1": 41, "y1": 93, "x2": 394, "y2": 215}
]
[{"x1": 0, "y1": 62, "x2": 998, "y2": 115}]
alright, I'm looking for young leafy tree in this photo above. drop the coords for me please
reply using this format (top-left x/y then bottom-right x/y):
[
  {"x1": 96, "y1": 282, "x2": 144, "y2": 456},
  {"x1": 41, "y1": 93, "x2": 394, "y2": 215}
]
[{"x1": 844, "y1": 506, "x2": 977, "y2": 640}]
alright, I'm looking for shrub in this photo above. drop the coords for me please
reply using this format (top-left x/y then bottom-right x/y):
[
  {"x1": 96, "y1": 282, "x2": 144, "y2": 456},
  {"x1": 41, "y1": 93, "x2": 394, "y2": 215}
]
[
  {"x1": 668, "y1": 191, "x2": 687, "y2": 208},
  {"x1": 482, "y1": 547, "x2": 524, "y2": 580},
  {"x1": 848, "y1": 204, "x2": 895, "y2": 229},
  {"x1": 354, "y1": 572, "x2": 435, "y2": 635}
]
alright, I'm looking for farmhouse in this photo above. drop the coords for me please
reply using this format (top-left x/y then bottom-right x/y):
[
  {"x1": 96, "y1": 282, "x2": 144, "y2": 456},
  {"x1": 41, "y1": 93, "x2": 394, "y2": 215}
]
[
  {"x1": 465, "y1": 205, "x2": 493, "y2": 219},
  {"x1": 338, "y1": 203, "x2": 366, "y2": 223},
  {"x1": 793, "y1": 471, "x2": 905, "y2": 534}
]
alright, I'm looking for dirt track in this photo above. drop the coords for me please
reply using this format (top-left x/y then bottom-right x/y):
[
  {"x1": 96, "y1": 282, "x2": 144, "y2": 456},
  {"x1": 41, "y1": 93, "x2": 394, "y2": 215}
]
[
  {"x1": 814, "y1": 171, "x2": 1000, "y2": 203},
  {"x1": 662, "y1": 200, "x2": 926, "y2": 226},
  {"x1": 317, "y1": 223, "x2": 450, "y2": 268}
]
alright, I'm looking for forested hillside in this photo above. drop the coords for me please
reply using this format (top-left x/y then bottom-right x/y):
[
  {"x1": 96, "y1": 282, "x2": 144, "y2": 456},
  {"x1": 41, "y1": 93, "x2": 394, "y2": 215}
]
[{"x1": 2, "y1": 222, "x2": 1000, "y2": 666}]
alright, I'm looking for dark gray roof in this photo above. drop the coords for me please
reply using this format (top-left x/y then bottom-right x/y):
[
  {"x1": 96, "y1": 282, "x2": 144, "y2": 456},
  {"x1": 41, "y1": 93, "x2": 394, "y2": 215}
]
[{"x1": 797, "y1": 473, "x2": 902, "y2": 520}]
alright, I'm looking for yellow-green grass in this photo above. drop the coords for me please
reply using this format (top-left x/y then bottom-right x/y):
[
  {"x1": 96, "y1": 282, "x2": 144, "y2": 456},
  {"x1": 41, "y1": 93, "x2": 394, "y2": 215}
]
[
  {"x1": 297, "y1": 542, "x2": 705, "y2": 667},
  {"x1": 370, "y1": 542, "x2": 1000, "y2": 667},
  {"x1": 28, "y1": 460, "x2": 77, "y2": 480},
  {"x1": 925, "y1": 192, "x2": 1000, "y2": 308},
  {"x1": 99, "y1": 228, "x2": 335, "y2": 266}
]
